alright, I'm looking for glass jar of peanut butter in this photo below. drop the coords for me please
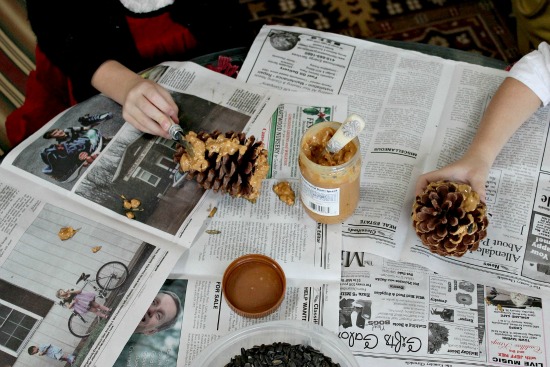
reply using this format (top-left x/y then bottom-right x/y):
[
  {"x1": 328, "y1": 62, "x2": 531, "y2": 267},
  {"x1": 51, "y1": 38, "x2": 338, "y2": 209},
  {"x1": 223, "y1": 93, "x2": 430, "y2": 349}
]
[{"x1": 299, "y1": 121, "x2": 361, "y2": 224}]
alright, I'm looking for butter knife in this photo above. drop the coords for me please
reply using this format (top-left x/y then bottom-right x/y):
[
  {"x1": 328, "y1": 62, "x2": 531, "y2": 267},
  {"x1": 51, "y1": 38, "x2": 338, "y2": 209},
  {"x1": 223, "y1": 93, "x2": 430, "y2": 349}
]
[{"x1": 168, "y1": 123, "x2": 194, "y2": 157}]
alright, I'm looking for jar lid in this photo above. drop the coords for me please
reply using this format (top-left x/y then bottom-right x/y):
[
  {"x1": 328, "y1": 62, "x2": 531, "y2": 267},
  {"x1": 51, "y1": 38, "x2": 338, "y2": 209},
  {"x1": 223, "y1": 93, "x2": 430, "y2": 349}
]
[{"x1": 222, "y1": 254, "x2": 286, "y2": 318}]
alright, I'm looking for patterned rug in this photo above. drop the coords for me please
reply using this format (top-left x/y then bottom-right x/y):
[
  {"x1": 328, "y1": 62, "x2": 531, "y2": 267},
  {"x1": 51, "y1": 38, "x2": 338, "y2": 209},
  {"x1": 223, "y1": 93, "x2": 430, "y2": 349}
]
[{"x1": 238, "y1": 0, "x2": 521, "y2": 63}]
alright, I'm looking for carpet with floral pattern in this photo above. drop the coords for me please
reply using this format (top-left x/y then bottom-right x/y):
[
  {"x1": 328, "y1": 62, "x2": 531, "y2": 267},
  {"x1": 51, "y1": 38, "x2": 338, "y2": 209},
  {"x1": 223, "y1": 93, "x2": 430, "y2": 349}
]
[{"x1": 238, "y1": 0, "x2": 521, "y2": 63}]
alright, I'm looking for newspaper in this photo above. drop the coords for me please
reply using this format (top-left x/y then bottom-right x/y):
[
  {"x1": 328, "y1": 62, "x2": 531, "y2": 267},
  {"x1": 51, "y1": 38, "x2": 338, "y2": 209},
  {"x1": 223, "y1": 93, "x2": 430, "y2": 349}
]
[
  {"x1": 338, "y1": 251, "x2": 550, "y2": 367},
  {"x1": 231, "y1": 25, "x2": 550, "y2": 366},
  {"x1": 238, "y1": 25, "x2": 550, "y2": 296},
  {"x1": 172, "y1": 179, "x2": 345, "y2": 365},
  {"x1": 0, "y1": 61, "x2": 349, "y2": 366},
  {"x1": 0, "y1": 168, "x2": 180, "y2": 367},
  {"x1": 170, "y1": 90, "x2": 350, "y2": 364},
  {"x1": 1, "y1": 61, "x2": 280, "y2": 249}
]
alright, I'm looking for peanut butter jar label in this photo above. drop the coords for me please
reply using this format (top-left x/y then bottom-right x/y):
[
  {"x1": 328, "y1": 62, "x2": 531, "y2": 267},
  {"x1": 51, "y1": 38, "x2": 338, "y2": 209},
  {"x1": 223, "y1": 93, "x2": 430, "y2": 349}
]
[{"x1": 300, "y1": 173, "x2": 340, "y2": 216}]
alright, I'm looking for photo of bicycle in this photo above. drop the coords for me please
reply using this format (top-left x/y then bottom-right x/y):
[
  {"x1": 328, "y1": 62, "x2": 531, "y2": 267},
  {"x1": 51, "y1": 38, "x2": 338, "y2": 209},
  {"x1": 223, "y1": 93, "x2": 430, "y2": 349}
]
[{"x1": 57, "y1": 261, "x2": 129, "y2": 338}]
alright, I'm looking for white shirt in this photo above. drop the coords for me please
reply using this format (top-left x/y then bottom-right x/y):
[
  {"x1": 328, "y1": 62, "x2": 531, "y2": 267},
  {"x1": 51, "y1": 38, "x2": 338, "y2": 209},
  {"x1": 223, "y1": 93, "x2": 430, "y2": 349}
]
[
  {"x1": 509, "y1": 41, "x2": 550, "y2": 106},
  {"x1": 119, "y1": 0, "x2": 174, "y2": 13}
]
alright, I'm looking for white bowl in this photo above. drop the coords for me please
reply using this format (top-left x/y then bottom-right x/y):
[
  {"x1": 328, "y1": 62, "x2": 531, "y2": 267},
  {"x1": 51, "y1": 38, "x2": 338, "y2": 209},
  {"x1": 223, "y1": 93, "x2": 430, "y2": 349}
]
[{"x1": 190, "y1": 320, "x2": 359, "y2": 366}]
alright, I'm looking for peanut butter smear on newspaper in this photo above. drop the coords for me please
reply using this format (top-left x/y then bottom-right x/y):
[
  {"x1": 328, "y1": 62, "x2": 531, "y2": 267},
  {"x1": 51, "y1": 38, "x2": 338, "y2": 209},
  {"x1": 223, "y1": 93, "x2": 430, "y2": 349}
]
[
  {"x1": 273, "y1": 181, "x2": 295, "y2": 205},
  {"x1": 302, "y1": 127, "x2": 357, "y2": 166},
  {"x1": 58, "y1": 226, "x2": 79, "y2": 240}
]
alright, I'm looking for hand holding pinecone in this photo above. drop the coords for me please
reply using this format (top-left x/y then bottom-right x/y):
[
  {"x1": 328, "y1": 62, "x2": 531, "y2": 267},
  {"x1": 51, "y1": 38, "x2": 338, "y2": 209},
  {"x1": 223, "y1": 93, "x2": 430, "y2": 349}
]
[
  {"x1": 412, "y1": 181, "x2": 488, "y2": 257},
  {"x1": 173, "y1": 130, "x2": 269, "y2": 202}
]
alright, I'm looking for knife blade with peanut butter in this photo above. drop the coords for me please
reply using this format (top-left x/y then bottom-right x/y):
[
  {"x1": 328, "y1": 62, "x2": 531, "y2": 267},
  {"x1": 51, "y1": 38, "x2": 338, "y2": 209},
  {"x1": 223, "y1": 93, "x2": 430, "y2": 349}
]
[{"x1": 168, "y1": 123, "x2": 194, "y2": 157}]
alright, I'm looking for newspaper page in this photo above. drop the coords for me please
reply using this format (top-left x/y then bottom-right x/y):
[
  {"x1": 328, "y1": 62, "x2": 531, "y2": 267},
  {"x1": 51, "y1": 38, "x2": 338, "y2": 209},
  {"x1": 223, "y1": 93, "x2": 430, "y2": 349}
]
[
  {"x1": 171, "y1": 91, "x2": 349, "y2": 277},
  {"x1": 113, "y1": 277, "x2": 338, "y2": 367},
  {"x1": 173, "y1": 178, "x2": 342, "y2": 281},
  {"x1": 172, "y1": 256, "x2": 550, "y2": 367},
  {"x1": 237, "y1": 25, "x2": 550, "y2": 295},
  {"x1": 339, "y1": 251, "x2": 550, "y2": 367},
  {"x1": 401, "y1": 66, "x2": 550, "y2": 295},
  {"x1": 170, "y1": 93, "x2": 349, "y2": 365},
  {"x1": 0, "y1": 62, "x2": 276, "y2": 248},
  {"x1": 0, "y1": 168, "x2": 182, "y2": 367}
]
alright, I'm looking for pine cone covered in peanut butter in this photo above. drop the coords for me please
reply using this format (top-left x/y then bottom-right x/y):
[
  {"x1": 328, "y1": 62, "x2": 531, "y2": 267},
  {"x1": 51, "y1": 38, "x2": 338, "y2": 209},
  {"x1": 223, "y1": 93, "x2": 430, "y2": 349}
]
[
  {"x1": 174, "y1": 130, "x2": 269, "y2": 202},
  {"x1": 412, "y1": 181, "x2": 489, "y2": 257}
]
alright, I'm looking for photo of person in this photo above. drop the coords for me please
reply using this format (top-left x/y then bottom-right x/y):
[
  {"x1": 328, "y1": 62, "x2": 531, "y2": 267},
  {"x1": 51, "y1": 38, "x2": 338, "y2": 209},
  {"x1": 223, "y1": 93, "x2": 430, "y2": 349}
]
[
  {"x1": 40, "y1": 120, "x2": 108, "y2": 182},
  {"x1": 134, "y1": 290, "x2": 182, "y2": 335},
  {"x1": 56, "y1": 288, "x2": 112, "y2": 319},
  {"x1": 28, "y1": 343, "x2": 76, "y2": 365},
  {"x1": 114, "y1": 280, "x2": 187, "y2": 367},
  {"x1": 11, "y1": 94, "x2": 125, "y2": 190},
  {"x1": 339, "y1": 297, "x2": 372, "y2": 329}
]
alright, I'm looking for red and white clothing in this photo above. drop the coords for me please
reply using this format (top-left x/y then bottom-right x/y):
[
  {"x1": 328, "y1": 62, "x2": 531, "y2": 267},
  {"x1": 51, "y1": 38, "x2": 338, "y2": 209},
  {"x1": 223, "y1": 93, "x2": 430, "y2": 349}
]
[{"x1": 6, "y1": 0, "x2": 252, "y2": 147}]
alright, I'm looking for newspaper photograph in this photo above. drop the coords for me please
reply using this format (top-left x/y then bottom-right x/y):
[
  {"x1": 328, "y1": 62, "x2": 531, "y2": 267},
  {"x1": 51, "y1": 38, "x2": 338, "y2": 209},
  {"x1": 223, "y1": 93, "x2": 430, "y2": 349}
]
[
  {"x1": 1, "y1": 62, "x2": 275, "y2": 248},
  {"x1": 0, "y1": 171, "x2": 181, "y2": 367},
  {"x1": 113, "y1": 279, "x2": 187, "y2": 367}
]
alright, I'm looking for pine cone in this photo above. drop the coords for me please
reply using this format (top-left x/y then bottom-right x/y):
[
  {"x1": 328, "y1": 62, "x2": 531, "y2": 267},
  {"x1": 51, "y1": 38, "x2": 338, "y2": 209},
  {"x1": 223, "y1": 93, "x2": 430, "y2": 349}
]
[
  {"x1": 173, "y1": 130, "x2": 269, "y2": 202},
  {"x1": 412, "y1": 181, "x2": 488, "y2": 257}
]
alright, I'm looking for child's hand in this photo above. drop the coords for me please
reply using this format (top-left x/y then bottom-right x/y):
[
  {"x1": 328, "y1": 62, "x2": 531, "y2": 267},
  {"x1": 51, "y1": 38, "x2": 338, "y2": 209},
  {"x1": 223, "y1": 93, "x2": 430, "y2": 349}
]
[
  {"x1": 415, "y1": 153, "x2": 491, "y2": 202},
  {"x1": 121, "y1": 78, "x2": 178, "y2": 139}
]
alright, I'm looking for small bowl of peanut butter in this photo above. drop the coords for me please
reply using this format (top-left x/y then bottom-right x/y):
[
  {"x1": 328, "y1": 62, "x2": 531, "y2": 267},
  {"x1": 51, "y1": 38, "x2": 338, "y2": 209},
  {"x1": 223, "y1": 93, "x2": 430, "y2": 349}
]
[{"x1": 222, "y1": 254, "x2": 286, "y2": 318}]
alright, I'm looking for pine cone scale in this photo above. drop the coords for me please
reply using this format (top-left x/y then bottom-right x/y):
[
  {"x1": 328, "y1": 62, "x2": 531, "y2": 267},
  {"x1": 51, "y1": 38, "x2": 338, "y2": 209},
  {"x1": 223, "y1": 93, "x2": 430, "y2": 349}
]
[{"x1": 435, "y1": 226, "x2": 447, "y2": 238}]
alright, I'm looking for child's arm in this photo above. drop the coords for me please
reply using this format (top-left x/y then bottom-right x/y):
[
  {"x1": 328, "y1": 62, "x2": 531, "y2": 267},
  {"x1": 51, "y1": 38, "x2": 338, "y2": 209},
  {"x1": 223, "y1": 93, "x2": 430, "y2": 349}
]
[
  {"x1": 416, "y1": 42, "x2": 549, "y2": 200},
  {"x1": 415, "y1": 77, "x2": 541, "y2": 200},
  {"x1": 91, "y1": 60, "x2": 177, "y2": 139},
  {"x1": 39, "y1": 345, "x2": 50, "y2": 355}
]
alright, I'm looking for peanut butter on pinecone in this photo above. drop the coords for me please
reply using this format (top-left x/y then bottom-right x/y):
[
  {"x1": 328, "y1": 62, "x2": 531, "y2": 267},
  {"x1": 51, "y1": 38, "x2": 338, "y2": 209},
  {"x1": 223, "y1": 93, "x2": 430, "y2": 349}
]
[
  {"x1": 412, "y1": 181, "x2": 488, "y2": 257},
  {"x1": 174, "y1": 130, "x2": 269, "y2": 202}
]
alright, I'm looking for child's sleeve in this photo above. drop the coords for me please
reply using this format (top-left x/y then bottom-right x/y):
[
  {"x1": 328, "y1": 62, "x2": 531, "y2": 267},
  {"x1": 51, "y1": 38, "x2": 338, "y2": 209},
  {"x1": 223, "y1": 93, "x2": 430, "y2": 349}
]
[{"x1": 509, "y1": 42, "x2": 550, "y2": 107}]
